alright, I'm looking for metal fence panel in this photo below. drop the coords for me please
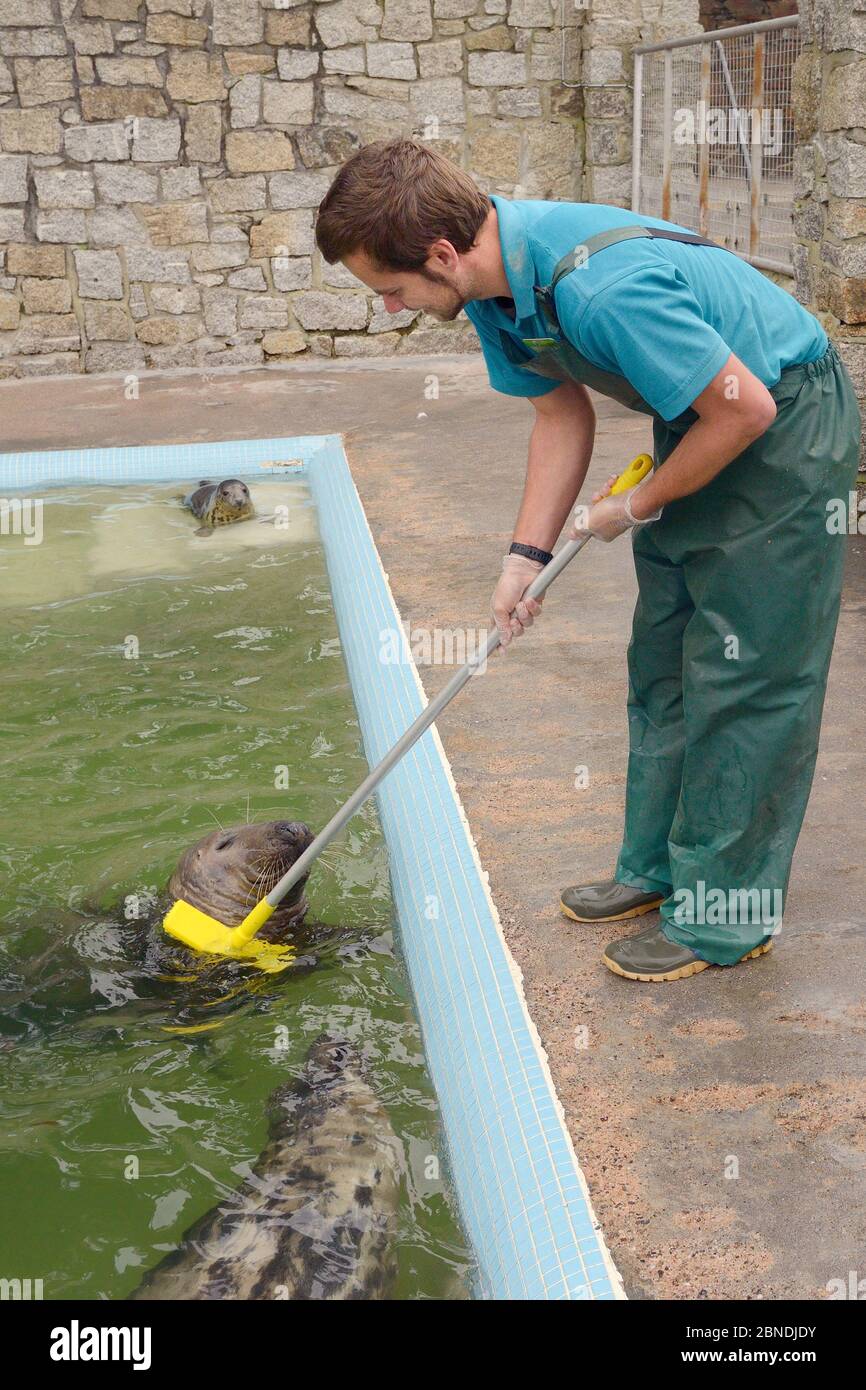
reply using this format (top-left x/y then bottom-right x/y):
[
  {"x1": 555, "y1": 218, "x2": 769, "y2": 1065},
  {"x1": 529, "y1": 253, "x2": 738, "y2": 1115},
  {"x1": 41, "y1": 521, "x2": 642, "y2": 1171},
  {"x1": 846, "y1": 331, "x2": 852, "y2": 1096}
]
[{"x1": 633, "y1": 17, "x2": 800, "y2": 275}]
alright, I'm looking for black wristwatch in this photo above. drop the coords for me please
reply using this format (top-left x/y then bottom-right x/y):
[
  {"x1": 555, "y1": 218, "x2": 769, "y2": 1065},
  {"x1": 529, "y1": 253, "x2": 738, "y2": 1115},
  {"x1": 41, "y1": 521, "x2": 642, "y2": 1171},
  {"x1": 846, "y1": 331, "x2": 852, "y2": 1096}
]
[{"x1": 509, "y1": 540, "x2": 554, "y2": 566}]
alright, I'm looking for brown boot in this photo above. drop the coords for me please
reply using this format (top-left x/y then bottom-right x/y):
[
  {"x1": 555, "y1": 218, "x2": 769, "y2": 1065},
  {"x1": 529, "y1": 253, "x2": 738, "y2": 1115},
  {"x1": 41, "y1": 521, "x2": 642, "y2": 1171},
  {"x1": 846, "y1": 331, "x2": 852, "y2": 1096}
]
[{"x1": 560, "y1": 878, "x2": 665, "y2": 924}]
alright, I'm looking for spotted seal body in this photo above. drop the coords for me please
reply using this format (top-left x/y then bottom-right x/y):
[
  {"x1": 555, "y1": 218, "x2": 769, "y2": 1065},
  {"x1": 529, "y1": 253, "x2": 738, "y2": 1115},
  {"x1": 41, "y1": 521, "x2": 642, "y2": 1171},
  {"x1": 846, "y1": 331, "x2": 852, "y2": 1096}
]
[
  {"x1": 183, "y1": 478, "x2": 254, "y2": 536},
  {"x1": 129, "y1": 1034, "x2": 399, "y2": 1300}
]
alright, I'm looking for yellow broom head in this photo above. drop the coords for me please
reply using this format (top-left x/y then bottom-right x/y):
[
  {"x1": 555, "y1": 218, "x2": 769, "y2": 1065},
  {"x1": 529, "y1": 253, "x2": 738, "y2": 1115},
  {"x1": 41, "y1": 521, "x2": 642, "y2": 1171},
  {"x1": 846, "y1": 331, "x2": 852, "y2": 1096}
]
[{"x1": 163, "y1": 899, "x2": 294, "y2": 974}]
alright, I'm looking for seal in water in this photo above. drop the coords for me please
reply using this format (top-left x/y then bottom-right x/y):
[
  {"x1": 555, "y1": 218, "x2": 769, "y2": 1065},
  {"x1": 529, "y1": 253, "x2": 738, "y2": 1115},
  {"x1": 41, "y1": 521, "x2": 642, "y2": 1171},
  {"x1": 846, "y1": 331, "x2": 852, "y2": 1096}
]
[
  {"x1": 183, "y1": 478, "x2": 254, "y2": 536},
  {"x1": 2, "y1": 819, "x2": 322, "y2": 1040},
  {"x1": 167, "y1": 819, "x2": 315, "y2": 945},
  {"x1": 129, "y1": 1034, "x2": 399, "y2": 1300}
]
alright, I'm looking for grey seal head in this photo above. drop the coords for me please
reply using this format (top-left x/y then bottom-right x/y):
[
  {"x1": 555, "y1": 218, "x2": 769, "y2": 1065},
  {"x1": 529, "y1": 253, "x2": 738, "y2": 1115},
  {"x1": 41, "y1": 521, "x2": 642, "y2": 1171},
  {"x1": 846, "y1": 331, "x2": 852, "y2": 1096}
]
[{"x1": 183, "y1": 478, "x2": 255, "y2": 535}]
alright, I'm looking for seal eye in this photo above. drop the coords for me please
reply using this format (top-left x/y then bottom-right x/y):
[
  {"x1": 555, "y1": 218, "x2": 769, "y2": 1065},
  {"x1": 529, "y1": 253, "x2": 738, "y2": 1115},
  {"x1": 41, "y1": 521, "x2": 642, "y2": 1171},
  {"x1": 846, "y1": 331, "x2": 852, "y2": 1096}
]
[{"x1": 216, "y1": 836, "x2": 235, "y2": 851}]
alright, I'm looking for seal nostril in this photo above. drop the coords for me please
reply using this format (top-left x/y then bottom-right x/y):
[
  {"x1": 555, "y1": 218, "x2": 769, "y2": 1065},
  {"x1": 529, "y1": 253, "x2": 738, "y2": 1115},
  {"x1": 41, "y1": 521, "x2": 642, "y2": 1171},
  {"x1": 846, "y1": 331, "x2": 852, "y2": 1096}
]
[{"x1": 275, "y1": 820, "x2": 310, "y2": 842}]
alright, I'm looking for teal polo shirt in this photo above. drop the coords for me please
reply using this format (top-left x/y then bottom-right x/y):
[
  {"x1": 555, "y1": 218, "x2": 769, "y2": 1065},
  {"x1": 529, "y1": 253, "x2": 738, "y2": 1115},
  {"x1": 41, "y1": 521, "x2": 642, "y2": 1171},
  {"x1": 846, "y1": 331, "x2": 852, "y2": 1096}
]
[{"x1": 464, "y1": 194, "x2": 828, "y2": 421}]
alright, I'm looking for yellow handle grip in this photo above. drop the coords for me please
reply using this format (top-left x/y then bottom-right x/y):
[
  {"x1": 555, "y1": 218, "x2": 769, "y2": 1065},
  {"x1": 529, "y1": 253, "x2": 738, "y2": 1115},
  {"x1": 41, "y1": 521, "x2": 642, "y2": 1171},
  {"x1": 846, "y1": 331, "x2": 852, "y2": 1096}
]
[
  {"x1": 609, "y1": 453, "x2": 653, "y2": 495},
  {"x1": 229, "y1": 896, "x2": 275, "y2": 948}
]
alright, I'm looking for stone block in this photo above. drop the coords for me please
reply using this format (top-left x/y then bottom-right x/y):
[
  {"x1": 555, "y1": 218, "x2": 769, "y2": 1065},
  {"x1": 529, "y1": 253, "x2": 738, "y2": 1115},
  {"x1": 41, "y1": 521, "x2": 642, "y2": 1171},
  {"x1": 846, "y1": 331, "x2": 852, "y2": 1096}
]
[
  {"x1": 271, "y1": 255, "x2": 312, "y2": 291},
  {"x1": 202, "y1": 287, "x2": 238, "y2": 335},
  {"x1": 225, "y1": 51, "x2": 275, "y2": 77},
  {"x1": 0, "y1": 0, "x2": 56, "y2": 23},
  {"x1": 315, "y1": 0, "x2": 383, "y2": 49},
  {"x1": 21, "y1": 276, "x2": 71, "y2": 313},
  {"x1": 132, "y1": 118, "x2": 182, "y2": 163},
  {"x1": 418, "y1": 39, "x2": 463, "y2": 77},
  {"x1": 0, "y1": 110, "x2": 62, "y2": 153},
  {"x1": 467, "y1": 50, "x2": 525, "y2": 84},
  {"x1": 82, "y1": 0, "x2": 142, "y2": 18},
  {"x1": 80, "y1": 87, "x2": 168, "y2": 120},
  {"x1": 89, "y1": 206, "x2": 148, "y2": 245},
  {"x1": 262, "y1": 329, "x2": 306, "y2": 355},
  {"x1": 160, "y1": 166, "x2": 201, "y2": 200},
  {"x1": 249, "y1": 210, "x2": 313, "y2": 256},
  {"x1": 238, "y1": 295, "x2": 288, "y2": 329},
  {"x1": 265, "y1": 9, "x2": 311, "y2": 45},
  {"x1": 268, "y1": 170, "x2": 332, "y2": 209},
  {"x1": 17, "y1": 312, "x2": 81, "y2": 353},
  {"x1": 65, "y1": 122, "x2": 130, "y2": 162},
  {"x1": 334, "y1": 330, "x2": 402, "y2": 356},
  {"x1": 126, "y1": 247, "x2": 192, "y2": 283},
  {"x1": 381, "y1": 0, "x2": 431, "y2": 41},
  {"x1": 322, "y1": 45, "x2": 365, "y2": 75},
  {"x1": 94, "y1": 56, "x2": 162, "y2": 86},
  {"x1": 66, "y1": 20, "x2": 114, "y2": 55},
  {"x1": 366, "y1": 42, "x2": 417, "y2": 80},
  {"x1": 276, "y1": 50, "x2": 319, "y2": 81},
  {"x1": 208, "y1": 174, "x2": 266, "y2": 211},
  {"x1": 191, "y1": 243, "x2": 249, "y2": 271},
  {"x1": 95, "y1": 163, "x2": 158, "y2": 203},
  {"x1": 74, "y1": 248, "x2": 123, "y2": 298},
  {"x1": 0, "y1": 154, "x2": 28, "y2": 203},
  {"x1": 262, "y1": 80, "x2": 315, "y2": 125},
  {"x1": 85, "y1": 340, "x2": 145, "y2": 372},
  {"x1": 0, "y1": 27, "x2": 68, "y2": 57},
  {"x1": 14, "y1": 57, "x2": 76, "y2": 106},
  {"x1": 141, "y1": 201, "x2": 209, "y2": 245},
  {"x1": 83, "y1": 300, "x2": 133, "y2": 339},
  {"x1": 136, "y1": 315, "x2": 202, "y2": 345},
  {"x1": 212, "y1": 0, "x2": 264, "y2": 46},
  {"x1": 34, "y1": 168, "x2": 95, "y2": 208},
  {"x1": 184, "y1": 105, "x2": 223, "y2": 163},
  {"x1": 6, "y1": 243, "x2": 65, "y2": 276},
  {"x1": 36, "y1": 209, "x2": 88, "y2": 242},
  {"x1": 226, "y1": 130, "x2": 295, "y2": 173},
  {"x1": 226, "y1": 266, "x2": 267, "y2": 290},
  {"x1": 167, "y1": 52, "x2": 227, "y2": 103},
  {"x1": 150, "y1": 283, "x2": 201, "y2": 314},
  {"x1": 145, "y1": 13, "x2": 207, "y2": 45},
  {"x1": 292, "y1": 289, "x2": 368, "y2": 330},
  {"x1": 296, "y1": 126, "x2": 360, "y2": 169},
  {"x1": 0, "y1": 291, "x2": 19, "y2": 330},
  {"x1": 230, "y1": 74, "x2": 261, "y2": 130}
]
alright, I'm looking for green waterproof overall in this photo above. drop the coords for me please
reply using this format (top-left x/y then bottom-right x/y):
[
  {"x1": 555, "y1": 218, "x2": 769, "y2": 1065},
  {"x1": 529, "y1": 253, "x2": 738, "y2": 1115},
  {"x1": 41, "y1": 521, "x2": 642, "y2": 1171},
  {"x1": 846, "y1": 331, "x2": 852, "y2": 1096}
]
[{"x1": 506, "y1": 224, "x2": 861, "y2": 964}]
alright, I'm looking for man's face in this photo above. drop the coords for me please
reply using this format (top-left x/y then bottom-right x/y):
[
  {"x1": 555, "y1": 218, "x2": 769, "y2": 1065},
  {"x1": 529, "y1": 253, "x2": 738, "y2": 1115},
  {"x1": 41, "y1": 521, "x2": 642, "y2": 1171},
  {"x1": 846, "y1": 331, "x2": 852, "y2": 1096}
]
[{"x1": 342, "y1": 246, "x2": 468, "y2": 322}]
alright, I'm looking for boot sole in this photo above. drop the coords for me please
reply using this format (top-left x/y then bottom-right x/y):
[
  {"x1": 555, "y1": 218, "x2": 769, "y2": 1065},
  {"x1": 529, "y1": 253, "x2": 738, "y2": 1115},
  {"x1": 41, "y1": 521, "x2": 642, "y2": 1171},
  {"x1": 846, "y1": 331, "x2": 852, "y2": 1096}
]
[
  {"x1": 602, "y1": 940, "x2": 773, "y2": 982},
  {"x1": 560, "y1": 895, "x2": 664, "y2": 924}
]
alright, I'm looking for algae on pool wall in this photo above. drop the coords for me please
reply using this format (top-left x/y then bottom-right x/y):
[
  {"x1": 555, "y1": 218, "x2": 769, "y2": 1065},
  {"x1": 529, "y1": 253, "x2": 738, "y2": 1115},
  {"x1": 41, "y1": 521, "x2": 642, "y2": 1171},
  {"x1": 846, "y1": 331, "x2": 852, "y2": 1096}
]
[{"x1": 0, "y1": 479, "x2": 472, "y2": 1301}]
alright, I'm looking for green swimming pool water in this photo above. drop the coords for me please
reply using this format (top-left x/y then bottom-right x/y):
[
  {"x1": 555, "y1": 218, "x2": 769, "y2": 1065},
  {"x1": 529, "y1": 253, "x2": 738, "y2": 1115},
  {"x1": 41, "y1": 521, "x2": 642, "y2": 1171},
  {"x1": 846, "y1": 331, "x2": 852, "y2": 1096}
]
[{"x1": 0, "y1": 480, "x2": 471, "y2": 1300}]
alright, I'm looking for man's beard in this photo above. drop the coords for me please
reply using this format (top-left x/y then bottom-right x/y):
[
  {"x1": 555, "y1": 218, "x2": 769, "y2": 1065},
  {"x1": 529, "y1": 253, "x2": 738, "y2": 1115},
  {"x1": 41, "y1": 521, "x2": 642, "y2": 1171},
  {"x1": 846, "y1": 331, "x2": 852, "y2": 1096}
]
[{"x1": 417, "y1": 266, "x2": 467, "y2": 321}]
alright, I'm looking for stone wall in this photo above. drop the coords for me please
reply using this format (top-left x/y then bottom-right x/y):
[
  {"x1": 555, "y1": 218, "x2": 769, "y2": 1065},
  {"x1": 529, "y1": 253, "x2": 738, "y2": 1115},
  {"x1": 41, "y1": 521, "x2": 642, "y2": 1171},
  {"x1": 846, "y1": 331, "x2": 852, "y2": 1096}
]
[{"x1": 0, "y1": 0, "x2": 707, "y2": 378}]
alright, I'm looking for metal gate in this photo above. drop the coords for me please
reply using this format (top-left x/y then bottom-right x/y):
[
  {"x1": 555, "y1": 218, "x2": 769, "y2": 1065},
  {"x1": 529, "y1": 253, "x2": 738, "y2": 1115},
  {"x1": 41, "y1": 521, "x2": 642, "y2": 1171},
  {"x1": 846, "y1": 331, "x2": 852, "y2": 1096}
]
[{"x1": 632, "y1": 16, "x2": 801, "y2": 275}]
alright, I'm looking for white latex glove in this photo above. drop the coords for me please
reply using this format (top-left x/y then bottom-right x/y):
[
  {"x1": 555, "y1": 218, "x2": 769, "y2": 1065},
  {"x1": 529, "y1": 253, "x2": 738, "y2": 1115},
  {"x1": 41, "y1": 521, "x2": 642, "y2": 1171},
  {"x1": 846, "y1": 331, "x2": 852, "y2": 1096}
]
[
  {"x1": 568, "y1": 472, "x2": 662, "y2": 544},
  {"x1": 490, "y1": 553, "x2": 545, "y2": 653}
]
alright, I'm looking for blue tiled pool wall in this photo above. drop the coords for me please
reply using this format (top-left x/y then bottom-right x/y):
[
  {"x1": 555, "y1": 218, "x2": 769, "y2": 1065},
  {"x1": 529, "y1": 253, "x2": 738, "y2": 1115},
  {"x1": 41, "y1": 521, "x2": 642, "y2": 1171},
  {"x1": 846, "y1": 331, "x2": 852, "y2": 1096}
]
[{"x1": 0, "y1": 432, "x2": 624, "y2": 1302}]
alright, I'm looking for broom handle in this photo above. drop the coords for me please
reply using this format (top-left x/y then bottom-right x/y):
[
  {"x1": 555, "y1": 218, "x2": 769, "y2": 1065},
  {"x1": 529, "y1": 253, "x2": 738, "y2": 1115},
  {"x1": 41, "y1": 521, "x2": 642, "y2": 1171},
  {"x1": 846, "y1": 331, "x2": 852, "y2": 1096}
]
[
  {"x1": 263, "y1": 532, "x2": 594, "y2": 908},
  {"x1": 262, "y1": 452, "x2": 653, "y2": 912}
]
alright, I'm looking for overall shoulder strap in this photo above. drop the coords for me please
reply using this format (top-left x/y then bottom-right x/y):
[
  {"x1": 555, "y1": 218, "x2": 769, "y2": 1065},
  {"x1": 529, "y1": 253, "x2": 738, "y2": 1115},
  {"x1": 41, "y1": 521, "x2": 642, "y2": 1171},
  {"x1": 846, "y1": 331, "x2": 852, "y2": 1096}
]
[
  {"x1": 532, "y1": 222, "x2": 729, "y2": 330},
  {"x1": 547, "y1": 223, "x2": 726, "y2": 295}
]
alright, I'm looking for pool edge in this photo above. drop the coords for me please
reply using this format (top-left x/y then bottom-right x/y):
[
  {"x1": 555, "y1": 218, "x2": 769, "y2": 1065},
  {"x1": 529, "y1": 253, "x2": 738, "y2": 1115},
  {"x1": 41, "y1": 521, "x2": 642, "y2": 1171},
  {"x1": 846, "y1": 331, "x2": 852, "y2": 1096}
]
[{"x1": 0, "y1": 432, "x2": 627, "y2": 1303}]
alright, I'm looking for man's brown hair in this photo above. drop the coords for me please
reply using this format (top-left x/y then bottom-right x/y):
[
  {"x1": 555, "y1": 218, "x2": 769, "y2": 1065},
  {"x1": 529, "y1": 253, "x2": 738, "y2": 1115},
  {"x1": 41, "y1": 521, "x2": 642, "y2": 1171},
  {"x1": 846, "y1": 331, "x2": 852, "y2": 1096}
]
[{"x1": 315, "y1": 138, "x2": 491, "y2": 271}]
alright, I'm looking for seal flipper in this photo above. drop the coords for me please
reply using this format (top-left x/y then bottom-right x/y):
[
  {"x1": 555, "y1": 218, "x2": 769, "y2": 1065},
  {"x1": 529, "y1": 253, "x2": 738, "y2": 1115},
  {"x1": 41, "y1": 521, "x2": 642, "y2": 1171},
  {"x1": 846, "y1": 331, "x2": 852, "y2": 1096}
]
[{"x1": 194, "y1": 526, "x2": 214, "y2": 537}]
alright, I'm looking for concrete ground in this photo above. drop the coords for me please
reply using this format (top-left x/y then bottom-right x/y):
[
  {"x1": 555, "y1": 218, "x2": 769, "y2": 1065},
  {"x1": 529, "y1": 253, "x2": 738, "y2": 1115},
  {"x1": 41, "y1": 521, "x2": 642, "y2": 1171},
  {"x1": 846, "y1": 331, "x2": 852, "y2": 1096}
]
[{"x1": 4, "y1": 354, "x2": 865, "y2": 1300}]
